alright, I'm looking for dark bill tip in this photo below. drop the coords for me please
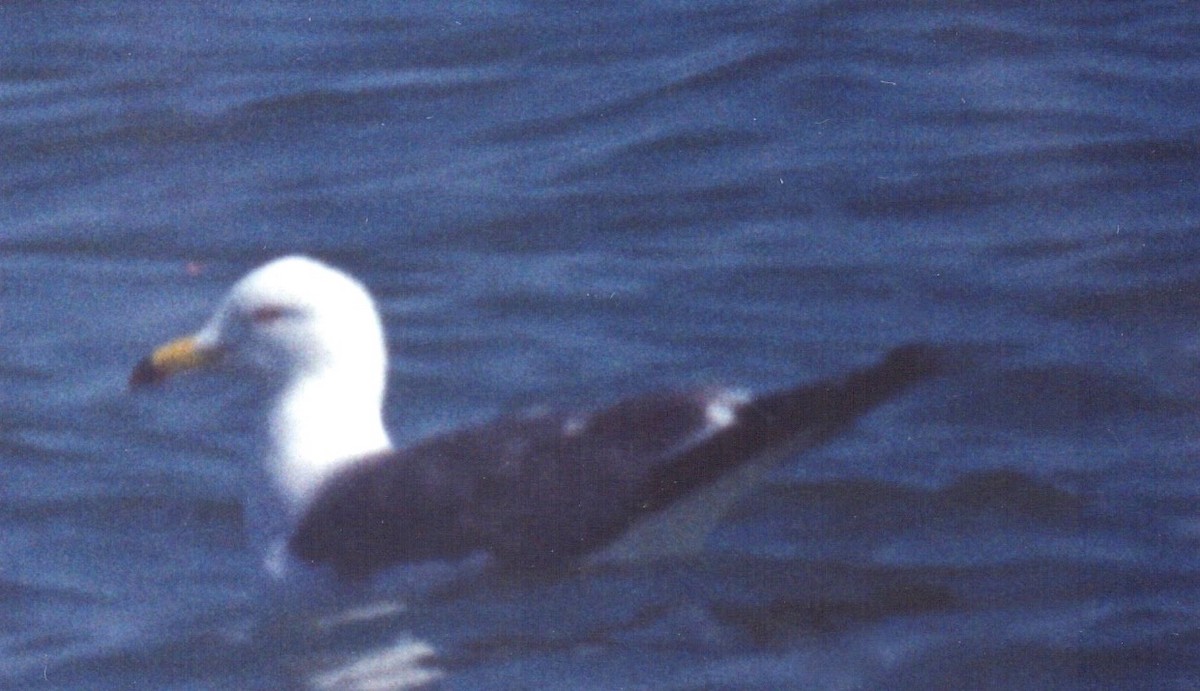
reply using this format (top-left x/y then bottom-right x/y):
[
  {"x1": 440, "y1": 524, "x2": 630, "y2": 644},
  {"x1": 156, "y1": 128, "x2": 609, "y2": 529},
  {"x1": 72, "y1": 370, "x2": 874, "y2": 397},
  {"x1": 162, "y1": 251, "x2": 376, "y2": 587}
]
[{"x1": 128, "y1": 356, "x2": 164, "y2": 390}]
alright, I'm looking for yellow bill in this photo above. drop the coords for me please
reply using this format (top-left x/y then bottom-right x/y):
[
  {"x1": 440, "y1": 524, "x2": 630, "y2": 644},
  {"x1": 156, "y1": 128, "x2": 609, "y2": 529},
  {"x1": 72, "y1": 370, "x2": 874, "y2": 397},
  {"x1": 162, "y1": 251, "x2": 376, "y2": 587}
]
[{"x1": 129, "y1": 335, "x2": 220, "y2": 388}]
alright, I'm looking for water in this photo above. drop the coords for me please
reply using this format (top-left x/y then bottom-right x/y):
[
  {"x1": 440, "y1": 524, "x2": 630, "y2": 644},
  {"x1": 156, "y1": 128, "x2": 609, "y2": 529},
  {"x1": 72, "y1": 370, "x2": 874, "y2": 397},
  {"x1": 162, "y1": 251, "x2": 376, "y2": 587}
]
[{"x1": 2, "y1": 1, "x2": 1198, "y2": 688}]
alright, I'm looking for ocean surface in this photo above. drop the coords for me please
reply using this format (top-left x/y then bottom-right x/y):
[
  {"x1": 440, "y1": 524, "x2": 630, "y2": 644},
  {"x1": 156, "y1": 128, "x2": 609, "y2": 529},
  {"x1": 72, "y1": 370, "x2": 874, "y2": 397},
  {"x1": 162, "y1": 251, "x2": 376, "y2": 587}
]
[{"x1": 2, "y1": 1, "x2": 1198, "y2": 688}]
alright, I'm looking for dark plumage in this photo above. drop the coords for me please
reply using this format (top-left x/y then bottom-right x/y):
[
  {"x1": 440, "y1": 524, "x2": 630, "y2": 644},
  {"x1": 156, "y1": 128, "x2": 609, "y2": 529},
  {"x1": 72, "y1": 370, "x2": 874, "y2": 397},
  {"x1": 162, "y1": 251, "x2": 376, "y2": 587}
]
[
  {"x1": 132, "y1": 255, "x2": 937, "y2": 584},
  {"x1": 289, "y1": 344, "x2": 938, "y2": 581}
]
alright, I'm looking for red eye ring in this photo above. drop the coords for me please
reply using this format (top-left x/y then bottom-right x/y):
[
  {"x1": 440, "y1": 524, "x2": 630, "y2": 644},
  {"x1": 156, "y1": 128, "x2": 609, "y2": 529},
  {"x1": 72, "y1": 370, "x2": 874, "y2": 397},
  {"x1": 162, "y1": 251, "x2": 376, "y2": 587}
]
[{"x1": 249, "y1": 305, "x2": 290, "y2": 324}]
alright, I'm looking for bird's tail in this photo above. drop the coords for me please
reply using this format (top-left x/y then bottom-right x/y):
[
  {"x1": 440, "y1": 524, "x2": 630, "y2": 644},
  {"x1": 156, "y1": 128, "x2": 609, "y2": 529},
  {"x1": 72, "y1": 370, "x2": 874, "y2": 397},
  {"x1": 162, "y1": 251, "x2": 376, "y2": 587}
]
[
  {"x1": 645, "y1": 342, "x2": 942, "y2": 508},
  {"x1": 584, "y1": 344, "x2": 940, "y2": 568},
  {"x1": 741, "y1": 342, "x2": 940, "y2": 447}
]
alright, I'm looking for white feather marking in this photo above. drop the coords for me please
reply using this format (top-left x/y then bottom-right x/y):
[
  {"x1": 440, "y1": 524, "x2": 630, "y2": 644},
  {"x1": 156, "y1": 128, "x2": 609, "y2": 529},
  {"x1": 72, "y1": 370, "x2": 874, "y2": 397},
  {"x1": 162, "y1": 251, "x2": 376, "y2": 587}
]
[
  {"x1": 704, "y1": 388, "x2": 750, "y2": 431},
  {"x1": 561, "y1": 414, "x2": 589, "y2": 437}
]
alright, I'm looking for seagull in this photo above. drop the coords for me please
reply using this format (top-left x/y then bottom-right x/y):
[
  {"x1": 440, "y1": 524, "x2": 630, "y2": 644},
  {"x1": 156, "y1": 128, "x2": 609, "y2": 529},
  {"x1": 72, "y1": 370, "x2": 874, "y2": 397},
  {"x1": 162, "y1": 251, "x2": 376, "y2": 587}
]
[{"x1": 131, "y1": 255, "x2": 936, "y2": 583}]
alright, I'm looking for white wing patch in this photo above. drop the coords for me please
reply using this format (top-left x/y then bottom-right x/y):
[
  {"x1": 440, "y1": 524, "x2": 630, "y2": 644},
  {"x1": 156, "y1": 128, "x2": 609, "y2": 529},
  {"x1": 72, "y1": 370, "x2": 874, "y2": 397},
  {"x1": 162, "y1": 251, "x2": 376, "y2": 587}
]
[
  {"x1": 704, "y1": 388, "x2": 750, "y2": 431},
  {"x1": 561, "y1": 413, "x2": 589, "y2": 437}
]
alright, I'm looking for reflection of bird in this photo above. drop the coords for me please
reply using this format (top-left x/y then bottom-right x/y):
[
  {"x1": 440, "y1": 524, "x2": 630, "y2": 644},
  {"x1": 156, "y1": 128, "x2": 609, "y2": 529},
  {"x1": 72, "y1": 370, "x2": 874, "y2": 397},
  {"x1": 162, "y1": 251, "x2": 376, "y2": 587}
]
[{"x1": 131, "y1": 255, "x2": 936, "y2": 583}]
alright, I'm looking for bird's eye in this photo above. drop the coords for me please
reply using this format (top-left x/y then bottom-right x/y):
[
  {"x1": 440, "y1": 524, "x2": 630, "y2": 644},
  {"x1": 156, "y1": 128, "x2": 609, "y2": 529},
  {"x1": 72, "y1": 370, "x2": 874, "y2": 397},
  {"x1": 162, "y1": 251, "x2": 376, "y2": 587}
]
[{"x1": 249, "y1": 305, "x2": 291, "y2": 325}]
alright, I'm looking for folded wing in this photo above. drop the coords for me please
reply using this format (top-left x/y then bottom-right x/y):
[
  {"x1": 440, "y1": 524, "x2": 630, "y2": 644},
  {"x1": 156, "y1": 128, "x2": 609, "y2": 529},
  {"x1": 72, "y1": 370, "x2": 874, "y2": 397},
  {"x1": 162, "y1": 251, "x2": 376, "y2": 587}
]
[{"x1": 288, "y1": 344, "x2": 938, "y2": 580}]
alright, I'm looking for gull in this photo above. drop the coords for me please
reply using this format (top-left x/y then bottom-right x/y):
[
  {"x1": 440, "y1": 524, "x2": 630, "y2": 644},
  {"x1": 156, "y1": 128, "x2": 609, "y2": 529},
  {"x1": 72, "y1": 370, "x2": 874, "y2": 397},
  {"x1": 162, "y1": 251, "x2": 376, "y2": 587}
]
[{"x1": 131, "y1": 255, "x2": 936, "y2": 583}]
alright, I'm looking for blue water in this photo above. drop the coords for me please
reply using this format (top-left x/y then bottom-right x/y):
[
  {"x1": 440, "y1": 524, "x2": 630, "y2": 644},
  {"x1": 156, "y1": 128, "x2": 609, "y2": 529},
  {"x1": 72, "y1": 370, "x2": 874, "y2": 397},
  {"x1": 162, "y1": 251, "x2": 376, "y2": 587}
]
[{"x1": 2, "y1": 1, "x2": 1198, "y2": 688}]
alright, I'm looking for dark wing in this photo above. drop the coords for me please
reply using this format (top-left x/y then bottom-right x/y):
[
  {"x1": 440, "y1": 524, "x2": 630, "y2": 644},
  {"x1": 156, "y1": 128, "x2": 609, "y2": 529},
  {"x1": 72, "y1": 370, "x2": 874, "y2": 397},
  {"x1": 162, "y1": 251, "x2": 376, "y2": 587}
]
[{"x1": 288, "y1": 344, "x2": 938, "y2": 580}]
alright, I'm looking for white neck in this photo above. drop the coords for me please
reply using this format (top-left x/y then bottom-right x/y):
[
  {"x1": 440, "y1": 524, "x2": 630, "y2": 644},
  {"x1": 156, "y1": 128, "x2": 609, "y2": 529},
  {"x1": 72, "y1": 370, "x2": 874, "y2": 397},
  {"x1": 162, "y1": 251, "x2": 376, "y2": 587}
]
[{"x1": 265, "y1": 371, "x2": 392, "y2": 519}]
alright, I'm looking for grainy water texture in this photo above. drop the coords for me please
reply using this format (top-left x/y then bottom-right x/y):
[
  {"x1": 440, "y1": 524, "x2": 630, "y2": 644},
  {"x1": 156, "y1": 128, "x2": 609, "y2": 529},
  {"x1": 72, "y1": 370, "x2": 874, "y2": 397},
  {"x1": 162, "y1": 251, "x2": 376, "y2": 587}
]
[{"x1": 2, "y1": 2, "x2": 1198, "y2": 688}]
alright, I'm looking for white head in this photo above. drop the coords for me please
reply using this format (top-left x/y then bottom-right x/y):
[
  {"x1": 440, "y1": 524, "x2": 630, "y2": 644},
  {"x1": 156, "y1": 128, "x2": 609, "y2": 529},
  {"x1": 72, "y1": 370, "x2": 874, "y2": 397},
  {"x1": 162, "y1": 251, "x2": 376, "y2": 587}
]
[
  {"x1": 132, "y1": 255, "x2": 393, "y2": 527},
  {"x1": 202, "y1": 256, "x2": 388, "y2": 388}
]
